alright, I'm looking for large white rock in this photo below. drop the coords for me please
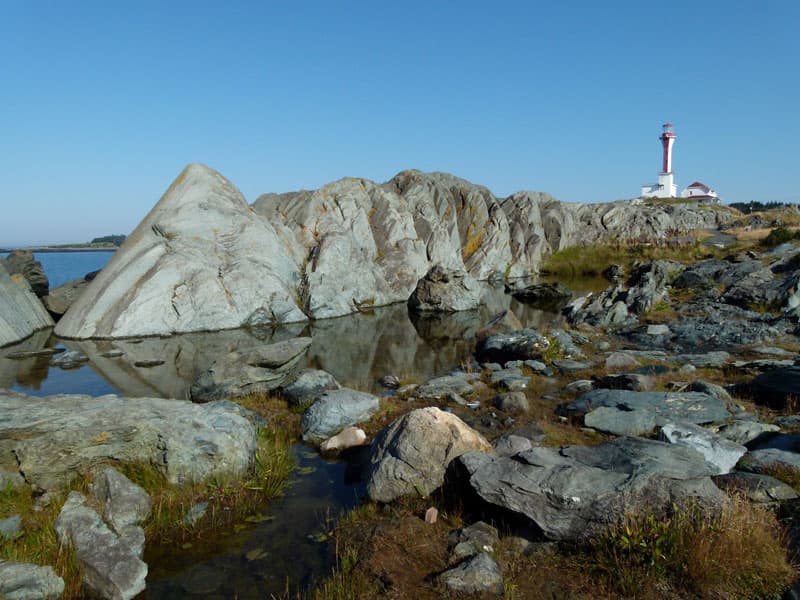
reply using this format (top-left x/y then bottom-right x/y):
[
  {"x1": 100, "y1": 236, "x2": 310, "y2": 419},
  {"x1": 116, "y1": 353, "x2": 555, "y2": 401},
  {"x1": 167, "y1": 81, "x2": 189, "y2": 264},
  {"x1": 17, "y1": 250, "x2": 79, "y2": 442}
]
[
  {"x1": 0, "y1": 266, "x2": 53, "y2": 347},
  {"x1": 56, "y1": 164, "x2": 306, "y2": 339}
]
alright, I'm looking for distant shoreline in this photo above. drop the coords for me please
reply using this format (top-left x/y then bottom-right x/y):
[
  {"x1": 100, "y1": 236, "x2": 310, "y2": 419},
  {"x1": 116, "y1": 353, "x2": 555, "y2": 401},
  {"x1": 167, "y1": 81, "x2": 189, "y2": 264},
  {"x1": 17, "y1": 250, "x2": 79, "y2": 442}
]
[{"x1": 0, "y1": 246, "x2": 118, "y2": 253}]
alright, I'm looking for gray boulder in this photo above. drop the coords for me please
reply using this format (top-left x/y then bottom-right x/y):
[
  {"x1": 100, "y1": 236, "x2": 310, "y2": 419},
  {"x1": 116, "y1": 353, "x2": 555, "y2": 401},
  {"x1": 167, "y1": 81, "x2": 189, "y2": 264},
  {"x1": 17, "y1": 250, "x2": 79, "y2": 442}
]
[
  {"x1": 415, "y1": 374, "x2": 475, "y2": 399},
  {"x1": 493, "y1": 391, "x2": 529, "y2": 413},
  {"x1": 0, "y1": 560, "x2": 64, "y2": 600},
  {"x1": 2, "y1": 250, "x2": 48, "y2": 297},
  {"x1": 365, "y1": 407, "x2": 492, "y2": 502},
  {"x1": 407, "y1": 265, "x2": 484, "y2": 312},
  {"x1": 439, "y1": 552, "x2": 504, "y2": 596},
  {"x1": 475, "y1": 328, "x2": 552, "y2": 364},
  {"x1": 660, "y1": 422, "x2": 747, "y2": 474},
  {"x1": 190, "y1": 337, "x2": 311, "y2": 401},
  {"x1": 456, "y1": 436, "x2": 724, "y2": 540},
  {"x1": 281, "y1": 368, "x2": 340, "y2": 407},
  {"x1": 55, "y1": 491, "x2": 147, "y2": 600},
  {"x1": 55, "y1": 163, "x2": 307, "y2": 339},
  {"x1": 301, "y1": 388, "x2": 380, "y2": 443},
  {"x1": 492, "y1": 434, "x2": 533, "y2": 457},
  {"x1": 0, "y1": 390, "x2": 257, "y2": 491},
  {"x1": 0, "y1": 264, "x2": 54, "y2": 348},
  {"x1": 43, "y1": 270, "x2": 99, "y2": 317},
  {"x1": 91, "y1": 468, "x2": 151, "y2": 558},
  {"x1": 510, "y1": 282, "x2": 571, "y2": 308},
  {"x1": 564, "y1": 389, "x2": 731, "y2": 426}
]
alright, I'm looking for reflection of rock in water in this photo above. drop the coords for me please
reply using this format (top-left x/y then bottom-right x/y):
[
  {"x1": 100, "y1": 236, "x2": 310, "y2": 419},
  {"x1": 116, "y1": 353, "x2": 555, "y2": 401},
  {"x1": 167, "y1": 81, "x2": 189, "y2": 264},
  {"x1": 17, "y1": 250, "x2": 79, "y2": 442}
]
[
  {"x1": 64, "y1": 324, "x2": 307, "y2": 399},
  {"x1": 53, "y1": 283, "x2": 591, "y2": 399},
  {"x1": 0, "y1": 329, "x2": 54, "y2": 389}
]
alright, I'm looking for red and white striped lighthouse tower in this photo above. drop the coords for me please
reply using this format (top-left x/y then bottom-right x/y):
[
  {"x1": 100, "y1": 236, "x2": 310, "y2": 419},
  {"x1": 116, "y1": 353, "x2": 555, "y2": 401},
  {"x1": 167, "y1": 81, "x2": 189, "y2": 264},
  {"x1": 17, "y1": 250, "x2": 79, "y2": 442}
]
[{"x1": 657, "y1": 122, "x2": 677, "y2": 197}]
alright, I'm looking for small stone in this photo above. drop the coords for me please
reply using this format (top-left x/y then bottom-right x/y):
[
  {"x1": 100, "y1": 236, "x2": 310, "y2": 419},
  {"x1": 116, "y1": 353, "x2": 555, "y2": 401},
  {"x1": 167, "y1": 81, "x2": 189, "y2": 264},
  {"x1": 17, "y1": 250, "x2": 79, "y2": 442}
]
[
  {"x1": 379, "y1": 374, "x2": 400, "y2": 389},
  {"x1": 50, "y1": 350, "x2": 89, "y2": 369},
  {"x1": 0, "y1": 515, "x2": 22, "y2": 540},
  {"x1": 425, "y1": 507, "x2": 438, "y2": 524},
  {"x1": 679, "y1": 364, "x2": 697, "y2": 374},
  {"x1": 101, "y1": 349, "x2": 124, "y2": 358},
  {"x1": 493, "y1": 392, "x2": 529, "y2": 413},
  {"x1": 646, "y1": 324, "x2": 671, "y2": 336},
  {"x1": 134, "y1": 359, "x2": 164, "y2": 368},
  {"x1": 565, "y1": 380, "x2": 594, "y2": 393},
  {"x1": 320, "y1": 427, "x2": 367, "y2": 453},
  {"x1": 605, "y1": 351, "x2": 639, "y2": 370},
  {"x1": 440, "y1": 552, "x2": 503, "y2": 595}
]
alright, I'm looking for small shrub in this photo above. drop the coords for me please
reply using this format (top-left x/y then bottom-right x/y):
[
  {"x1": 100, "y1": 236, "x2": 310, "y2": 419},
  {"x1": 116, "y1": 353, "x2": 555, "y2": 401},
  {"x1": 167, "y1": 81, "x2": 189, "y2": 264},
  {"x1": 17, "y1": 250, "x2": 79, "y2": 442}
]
[
  {"x1": 590, "y1": 497, "x2": 794, "y2": 599},
  {"x1": 760, "y1": 227, "x2": 800, "y2": 248}
]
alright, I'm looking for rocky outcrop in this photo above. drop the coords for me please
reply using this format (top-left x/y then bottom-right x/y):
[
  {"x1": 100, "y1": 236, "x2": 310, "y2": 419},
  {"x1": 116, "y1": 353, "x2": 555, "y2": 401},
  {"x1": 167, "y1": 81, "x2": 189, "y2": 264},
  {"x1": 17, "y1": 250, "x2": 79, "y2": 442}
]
[
  {"x1": 456, "y1": 437, "x2": 724, "y2": 541},
  {"x1": 0, "y1": 264, "x2": 54, "y2": 347},
  {"x1": 0, "y1": 390, "x2": 258, "y2": 491},
  {"x1": 55, "y1": 165, "x2": 736, "y2": 339},
  {"x1": 56, "y1": 164, "x2": 307, "y2": 339},
  {"x1": 43, "y1": 270, "x2": 99, "y2": 318},
  {"x1": 407, "y1": 265, "x2": 484, "y2": 312},
  {"x1": 365, "y1": 407, "x2": 492, "y2": 503},
  {"x1": 189, "y1": 337, "x2": 311, "y2": 401},
  {"x1": 2, "y1": 250, "x2": 48, "y2": 297}
]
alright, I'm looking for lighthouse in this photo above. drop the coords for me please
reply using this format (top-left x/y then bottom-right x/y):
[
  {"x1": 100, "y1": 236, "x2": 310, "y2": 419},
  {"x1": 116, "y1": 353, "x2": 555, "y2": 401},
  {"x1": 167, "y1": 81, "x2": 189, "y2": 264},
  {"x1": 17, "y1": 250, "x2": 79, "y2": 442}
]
[{"x1": 640, "y1": 122, "x2": 678, "y2": 198}]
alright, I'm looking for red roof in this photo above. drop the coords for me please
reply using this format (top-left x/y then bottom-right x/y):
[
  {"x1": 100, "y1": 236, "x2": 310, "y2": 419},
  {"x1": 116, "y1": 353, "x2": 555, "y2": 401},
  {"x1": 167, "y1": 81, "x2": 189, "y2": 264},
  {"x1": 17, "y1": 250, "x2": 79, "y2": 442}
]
[{"x1": 687, "y1": 181, "x2": 712, "y2": 191}]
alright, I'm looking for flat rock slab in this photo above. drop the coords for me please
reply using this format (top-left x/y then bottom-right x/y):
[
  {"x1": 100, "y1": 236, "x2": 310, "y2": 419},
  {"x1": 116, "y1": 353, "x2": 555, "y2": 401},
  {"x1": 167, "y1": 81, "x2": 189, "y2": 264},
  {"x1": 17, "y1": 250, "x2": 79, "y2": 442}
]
[
  {"x1": 456, "y1": 436, "x2": 723, "y2": 541},
  {"x1": 301, "y1": 388, "x2": 380, "y2": 443},
  {"x1": 584, "y1": 406, "x2": 656, "y2": 436},
  {"x1": 415, "y1": 374, "x2": 475, "y2": 399},
  {"x1": 0, "y1": 390, "x2": 258, "y2": 491},
  {"x1": 661, "y1": 422, "x2": 747, "y2": 475},
  {"x1": 565, "y1": 389, "x2": 731, "y2": 426},
  {"x1": 0, "y1": 560, "x2": 64, "y2": 600},
  {"x1": 717, "y1": 420, "x2": 779, "y2": 445},
  {"x1": 282, "y1": 369, "x2": 340, "y2": 407}
]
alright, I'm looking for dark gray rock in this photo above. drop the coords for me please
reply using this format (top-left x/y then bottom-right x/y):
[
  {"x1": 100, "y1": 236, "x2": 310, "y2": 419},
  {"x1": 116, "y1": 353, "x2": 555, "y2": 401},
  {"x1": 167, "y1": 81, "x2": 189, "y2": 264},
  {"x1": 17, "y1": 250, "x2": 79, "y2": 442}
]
[
  {"x1": 439, "y1": 552, "x2": 503, "y2": 596},
  {"x1": 669, "y1": 351, "x2": 730, "y2": 369},
  {"x1": 552, "y1": 359, "x2": 591, "y2": 373},
  {"x1": 660, "y1": 422, "x2": 747, "y2": 474},
  {"x1": 475, "y1": 329, "x2": 551, "y2": 364},
  {"x1": 55, "y1": 491, "x2": 147, "y2": 600},
  {"x1": 407, "y1": 265, "x2": 484, "y2": 313},
  {"x1": 49, "y1": 349, "x2": 89, "y2": 370},
  {"x1": 584, "y1": 407, "x2": 656, "y2": 436},
  {"x1": 365, "y1": 407, "x2": 492, "y2": 503},
  {"x1": 282, "y1": 369, "x2": 340, "y2": 407},
  {"x1": 0, "y1": 560, "x2": 64, "y2": 600},
  {"x1": 593, "y1": 373, "x2": 653, "y2": 391},
  {"x1": 456, "y1": 436, "x2": 723, "y2": 540},
  {"x1": 713, "y1": 472, "x2": 798, "y2": 504},
  {"x1": 190, "y1": 337, "x2": 311, "y2": 401},
  {"x1": 301, "y1": 388, "x2": 380, "y2": 443},
  {"x1": 717, "y1": 420, "x2": 779, "y2": 445},
  {"x1": 448, "y1": 521, "x2": 500, "y2": 561},
  {"x1": 686, "y1": 380, "x2": 733, "y2": 403},
  {"x1": 489, "y1": 369, "x2": 531, "y2": 392},
  {"x1": 43, "y1": 270, "x2": 99, "y2": 317},
  {"x1": 493, "y1": 392, "x2": 529, "y2": 413},
  {"x1": 510, "y1": 282, "x2": 571, "y2": 309},
  {"x1": 565, "y1": 389, "x2": 731, "y2": 426},
  {"x1": 745, "y1": 366, "x2": 800, "y2": 409},
  {"x1": 2, "y1": 250, "x2": 48, "y2": 297},
  {"x1": 415, "y1": 374, "x2": 475, "y2": 399}
]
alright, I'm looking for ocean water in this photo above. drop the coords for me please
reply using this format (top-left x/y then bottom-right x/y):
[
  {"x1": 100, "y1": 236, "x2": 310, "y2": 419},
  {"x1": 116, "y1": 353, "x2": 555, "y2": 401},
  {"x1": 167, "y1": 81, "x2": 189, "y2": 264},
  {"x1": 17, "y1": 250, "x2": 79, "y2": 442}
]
[{"x1": 0, "y1": 250, "x2": 113, "y2": 288}]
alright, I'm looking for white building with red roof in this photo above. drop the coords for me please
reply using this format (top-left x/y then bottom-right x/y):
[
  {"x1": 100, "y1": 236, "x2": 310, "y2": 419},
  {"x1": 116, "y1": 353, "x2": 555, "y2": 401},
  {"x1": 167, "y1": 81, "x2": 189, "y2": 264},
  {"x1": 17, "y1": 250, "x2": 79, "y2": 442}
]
[{"x1": 681, "y1": 181, "x2": 719, "y2": 202}]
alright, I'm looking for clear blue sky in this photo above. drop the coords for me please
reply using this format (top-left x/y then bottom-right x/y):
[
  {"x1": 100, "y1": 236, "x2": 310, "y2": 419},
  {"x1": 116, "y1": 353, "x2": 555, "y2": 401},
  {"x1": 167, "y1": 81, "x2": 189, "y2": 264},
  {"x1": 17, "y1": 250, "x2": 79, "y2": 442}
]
[{"x1": 1, "y1": 1, "x2": 798, "y2": 245}]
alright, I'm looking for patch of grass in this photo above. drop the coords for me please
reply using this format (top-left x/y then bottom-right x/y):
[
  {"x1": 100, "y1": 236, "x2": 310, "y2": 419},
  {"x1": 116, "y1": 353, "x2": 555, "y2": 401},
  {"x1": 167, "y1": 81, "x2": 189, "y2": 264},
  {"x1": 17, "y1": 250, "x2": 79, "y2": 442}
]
[
  {"x1": 589, "y1": 497, "x2": 794, "y2": 599},
  {"x1": 760, "y1": 226, "x2": 800, "y2": 248},
  {"x1": 541, "y1": 241, "x2": 724, "y2": 279},
  {"x1": 0, "y1": 483, "x2": 84, "y2": 599},
  {"x1": 123, "y1": 426, "x2": 294, "y2": 546}
]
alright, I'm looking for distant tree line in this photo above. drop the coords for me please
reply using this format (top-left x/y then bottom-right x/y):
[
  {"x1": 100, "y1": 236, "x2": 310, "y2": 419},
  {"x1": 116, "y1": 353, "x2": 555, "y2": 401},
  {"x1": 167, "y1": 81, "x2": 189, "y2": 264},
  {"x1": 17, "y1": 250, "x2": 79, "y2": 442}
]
[
  {"x1": 90, "y1": 234, "x2": 126, "y2": 246},
  {"x1": 729, "y1": 201, "x2": 797, "y2": 214}
]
